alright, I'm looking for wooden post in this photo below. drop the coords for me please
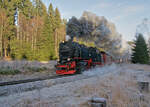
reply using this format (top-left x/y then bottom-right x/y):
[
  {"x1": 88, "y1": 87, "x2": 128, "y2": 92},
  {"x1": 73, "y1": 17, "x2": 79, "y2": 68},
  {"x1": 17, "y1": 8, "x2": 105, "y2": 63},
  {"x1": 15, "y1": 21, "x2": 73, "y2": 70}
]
[
  {"x1": 90, "y1": 97, "x2": 107, "y2": 107},
  {"x1": 138, "y1": 81, "x2": 149, "y2": 92}
]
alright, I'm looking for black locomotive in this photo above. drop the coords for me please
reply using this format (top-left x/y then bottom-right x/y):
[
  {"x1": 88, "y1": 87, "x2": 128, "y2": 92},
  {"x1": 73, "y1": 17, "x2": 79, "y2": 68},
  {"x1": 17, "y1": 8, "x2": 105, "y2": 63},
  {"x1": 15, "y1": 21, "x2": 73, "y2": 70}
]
[{"x1": 56, "y1": 41, "x2": 112, "y2": 75}]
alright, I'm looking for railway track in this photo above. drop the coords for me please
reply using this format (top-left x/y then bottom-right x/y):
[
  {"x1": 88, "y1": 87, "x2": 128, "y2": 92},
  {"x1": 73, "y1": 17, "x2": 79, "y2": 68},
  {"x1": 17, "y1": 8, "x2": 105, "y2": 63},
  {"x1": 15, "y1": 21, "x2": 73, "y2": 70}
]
[
  {"x1": 0, "y1": 73, "x2": 84, "y2": 96},
  {"x1": 0, "y1": 65, "x2": 117, "y2": 96},
  {"x1": 0, "y1": 75, "x2": 69, "y2": 87}
]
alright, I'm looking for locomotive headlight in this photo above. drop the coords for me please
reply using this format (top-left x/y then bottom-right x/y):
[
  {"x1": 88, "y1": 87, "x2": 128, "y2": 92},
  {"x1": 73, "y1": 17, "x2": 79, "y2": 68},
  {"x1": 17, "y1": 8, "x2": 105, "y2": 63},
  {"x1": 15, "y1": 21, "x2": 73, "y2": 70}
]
[
  {"x1": 67, "y1": 58, "x2": 70, "y2": 61},
  {"x1": 89, "y1": 54, "x2": 91, "y2": 56}
]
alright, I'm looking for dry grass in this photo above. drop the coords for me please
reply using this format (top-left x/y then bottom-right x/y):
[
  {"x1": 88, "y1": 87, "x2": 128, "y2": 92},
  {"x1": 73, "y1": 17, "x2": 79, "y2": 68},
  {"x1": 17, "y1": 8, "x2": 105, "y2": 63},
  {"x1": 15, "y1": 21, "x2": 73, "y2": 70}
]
[
  {"x1": 121, "y1": 64, "x2": 150, "y2": 72},
  {"x1": 22, "y1": 73, "x2": 148, "y2": 107},
  {"x1": 0, "y1": 60, "x2": 56, "y2": 75},
  {"x1": 0, "y1": 60, "x2": 56, "y2": 82},
  {"x1": 74, "y1": 72, "x2": 150, "y2": 107},
  {"x1": 13, "y1": 100, "x2": 52, "y2": 107},
  {"x1": 2, "y1": 64, "x2": 150, "y2": 107}
]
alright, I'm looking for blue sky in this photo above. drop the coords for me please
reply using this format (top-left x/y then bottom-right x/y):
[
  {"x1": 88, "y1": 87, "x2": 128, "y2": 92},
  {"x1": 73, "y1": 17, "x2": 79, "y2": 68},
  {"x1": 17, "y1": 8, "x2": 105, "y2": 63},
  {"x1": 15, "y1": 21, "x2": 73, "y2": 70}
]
[{"x1": 42, "y1": 0, "x2": 150, "y2": 41}]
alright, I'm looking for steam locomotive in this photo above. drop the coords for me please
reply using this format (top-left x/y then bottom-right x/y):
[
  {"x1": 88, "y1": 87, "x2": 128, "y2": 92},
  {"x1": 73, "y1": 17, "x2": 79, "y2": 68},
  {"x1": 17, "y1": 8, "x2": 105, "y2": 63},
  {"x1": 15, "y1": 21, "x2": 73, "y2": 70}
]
[{"x1": 55, "y1": 41, "x2": 113, "y2": 75}]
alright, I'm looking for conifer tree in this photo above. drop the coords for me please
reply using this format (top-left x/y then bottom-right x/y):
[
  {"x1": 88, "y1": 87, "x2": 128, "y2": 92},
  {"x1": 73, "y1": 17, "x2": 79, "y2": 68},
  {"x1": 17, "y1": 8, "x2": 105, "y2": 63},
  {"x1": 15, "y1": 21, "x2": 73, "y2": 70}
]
[
  {"x1": 38, "y1": 14, "x2": 55, "y2": 61},
  {"x1": 33, "y1": 0, "x2": 47, "y2": 16},
  {"x1": 32, "y1": 0, "x2": 47, "y2": 60},
  {"x1": 48, "y1": 3, "x2": 55, "y2": 31},
  {"x1": 132, "y1": 33, "x2": 149, "y2": 64},
  {"x1": 0, "y1": 0, "x2": 16, "y2": 58},
  {"x1": 0, "y1": 1, "x2": 65, "y2": 61},
  {"x1": 51, "y1": 7, "x2": 66, "y2": 58},
  {"x1": 19, "y1": 0, "x2": 33, "y2": 18},
  {"x1": 55, "y1": 7, "x2": 62, "y2": 28},
  {"x1": 10, "y1": 0, "x2": 34, "y2": 60},
  {"x1": 0, "y1": 8, "x2": 10, "y2": 58}
]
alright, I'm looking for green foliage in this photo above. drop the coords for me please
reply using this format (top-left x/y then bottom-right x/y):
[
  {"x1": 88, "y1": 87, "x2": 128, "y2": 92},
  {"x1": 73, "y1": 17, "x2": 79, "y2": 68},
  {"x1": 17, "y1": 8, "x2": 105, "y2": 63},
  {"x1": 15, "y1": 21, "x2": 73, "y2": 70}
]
[
  {"x1": 132, "y1": 34, "x2": 149, "y2": 64},
  {"x1": 33, "y1": 0, "x2": 47, "y2": 16},
  {"x1": 10, "y1": 39, "x2": 33, "y2": 60},
  {"x1": 48, "y1": 3, "x2": 56, "y2": 31},
  {"x1": 0, "y1": 66, "x2": 47, "y2": 75},
  {"x1": 0, "y1": 1, "x2": 65, "y2": 61},
  {"x1": 0, "y1": 68, "x2": 20, "y2": 75},
  {"x1": 18, "y1": 0, "x2": 34, "y2": 18},
  {"x1": 37, "y1": 14, "x2": 55, "y2": 61},
  {"x1": 27, "y1": 66, "x2": 47, "y2": 72},
  {"x1": 55, "y1": 7, "x2": 62, "y2": 28}
]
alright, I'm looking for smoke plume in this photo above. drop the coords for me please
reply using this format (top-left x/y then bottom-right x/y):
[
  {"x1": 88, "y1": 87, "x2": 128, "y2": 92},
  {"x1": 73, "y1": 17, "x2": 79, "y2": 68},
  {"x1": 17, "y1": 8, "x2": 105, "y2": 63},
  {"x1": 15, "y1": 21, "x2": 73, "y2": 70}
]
[{"x1": 67, "y1": 11, "x2": 127, "y2": 57}]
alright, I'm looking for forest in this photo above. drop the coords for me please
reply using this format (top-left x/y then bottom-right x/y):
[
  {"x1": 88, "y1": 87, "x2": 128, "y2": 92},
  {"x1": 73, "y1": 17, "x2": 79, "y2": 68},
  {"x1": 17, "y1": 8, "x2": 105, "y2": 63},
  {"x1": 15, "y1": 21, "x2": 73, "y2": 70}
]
[
  {"x1": 0, "y1": 0, "x2": 66, "y2": 61},
  {"x1": 0, "y1": 0, "x2": 132, "y2": 62}
]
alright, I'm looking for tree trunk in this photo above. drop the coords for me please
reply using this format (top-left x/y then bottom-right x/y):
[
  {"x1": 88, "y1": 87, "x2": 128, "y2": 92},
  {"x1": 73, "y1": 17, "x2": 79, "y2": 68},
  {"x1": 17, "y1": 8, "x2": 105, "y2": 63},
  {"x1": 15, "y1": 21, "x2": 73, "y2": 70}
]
[
  {"x1": 0, "y1": 24, "x2": 3, "y2": 58},
  {"x1": 4, "y1": 46, "x2": 7, "y2": 58},
  {"x1": 55, "y1": 30, "x2": 58, "y2": 57}
]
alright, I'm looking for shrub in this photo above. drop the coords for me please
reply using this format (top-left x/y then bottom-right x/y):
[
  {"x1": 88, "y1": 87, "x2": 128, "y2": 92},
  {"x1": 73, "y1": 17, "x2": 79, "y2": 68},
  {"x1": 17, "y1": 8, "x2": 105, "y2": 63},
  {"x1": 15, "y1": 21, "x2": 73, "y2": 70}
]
[
  {"x1": 27, "y1": 67, "x2": 48, "y2": 72},
  {"x1": 0, "y1": 69, "x2": 20, "y2": 75}
]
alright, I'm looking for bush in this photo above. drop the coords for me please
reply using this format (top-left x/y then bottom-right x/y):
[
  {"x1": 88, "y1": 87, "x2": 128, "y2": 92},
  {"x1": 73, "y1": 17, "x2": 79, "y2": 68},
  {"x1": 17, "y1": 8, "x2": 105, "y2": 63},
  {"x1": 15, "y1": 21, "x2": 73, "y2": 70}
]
[
  {"x1": 0, "y1": 69, "x2": 20, "y2": 75},
  {"x1": 27, "y1": 67, "x2": 47, "y2": 72}
]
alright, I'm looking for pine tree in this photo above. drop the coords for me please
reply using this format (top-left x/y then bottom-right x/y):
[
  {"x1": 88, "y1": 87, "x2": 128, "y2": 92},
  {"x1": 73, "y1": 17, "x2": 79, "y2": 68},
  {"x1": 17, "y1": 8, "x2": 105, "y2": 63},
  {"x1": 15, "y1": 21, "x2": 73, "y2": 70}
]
[
  {"x1": 0, "y1": 1, "x2": 65, "y2": 61},
  {"x1": 0, "y1": 0, "x2": 16, "y2": 58},
  {"x1": 37, "y1": 13, "x2": 55, "y2": 61},
  {"x1": 31, "y1": 0, "x2": 47, "y2": 60},
  {"x1": 19, "y1": 0, "x2": 33, "y2": 18},
  {"x1": 55, "y1": 7, "x2": 61, "y2": 28},
  {"x1": 33, "y1": 0, "x2": 47, "y2": 17},
  {"x1": 53, "y1": 8, "x2": 62, "y2": 58},
  {"x1": 48, "y1": 3, "x2": 55, "y2": 31},
  {"x1": 9, "y1": 0, "x2": 34, "y2": 60},
  {"x1": 132, "y1": 33, "x2": 149, "y2": 64},
  {"x1": 0, "y1": 8, "x2": 10, "y2": 58}
]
